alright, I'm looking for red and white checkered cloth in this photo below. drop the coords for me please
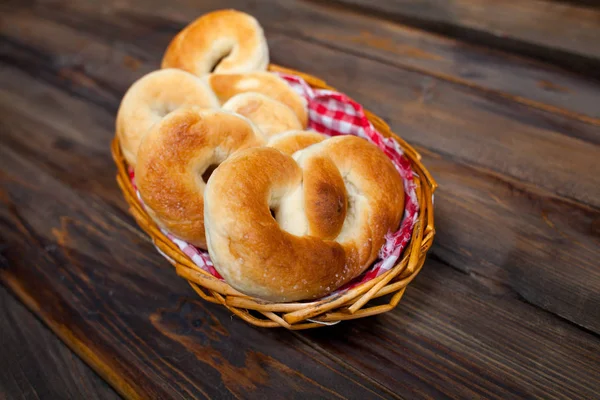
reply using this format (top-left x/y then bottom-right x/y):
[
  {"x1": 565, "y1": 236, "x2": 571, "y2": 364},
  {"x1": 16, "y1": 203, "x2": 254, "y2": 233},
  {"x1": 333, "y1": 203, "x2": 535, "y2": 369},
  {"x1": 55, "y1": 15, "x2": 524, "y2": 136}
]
[{"x1": 130, "y1": 72, "x2": 419, "y2": 297}]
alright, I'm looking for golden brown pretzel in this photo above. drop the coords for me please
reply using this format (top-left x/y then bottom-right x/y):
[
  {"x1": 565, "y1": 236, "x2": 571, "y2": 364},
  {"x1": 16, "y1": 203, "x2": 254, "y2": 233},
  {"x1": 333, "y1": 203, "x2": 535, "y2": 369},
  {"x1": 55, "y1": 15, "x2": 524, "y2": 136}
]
[
  {"x1": 204, "y1": 135, "x2": 405, "y2": 301},
  {"x1": 162, "y1": 9, "x2": 268, "y2": 75},
  {"x1": 135, "y1": 108, "x2": 263, "y2": 248}
]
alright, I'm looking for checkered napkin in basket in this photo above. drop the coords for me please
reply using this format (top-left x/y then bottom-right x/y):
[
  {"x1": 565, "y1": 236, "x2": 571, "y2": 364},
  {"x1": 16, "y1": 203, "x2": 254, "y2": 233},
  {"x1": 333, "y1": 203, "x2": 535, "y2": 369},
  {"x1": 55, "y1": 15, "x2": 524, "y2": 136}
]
[{"x1": 130, "y1": 72, "x2": 419, "y2": 296}]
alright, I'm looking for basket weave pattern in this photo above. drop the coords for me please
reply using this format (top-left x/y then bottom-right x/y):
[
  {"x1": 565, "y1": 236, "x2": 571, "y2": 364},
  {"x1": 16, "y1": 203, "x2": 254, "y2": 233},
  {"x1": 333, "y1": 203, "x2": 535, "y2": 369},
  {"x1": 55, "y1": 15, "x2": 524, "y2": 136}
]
[{"x1": 112, "y1": 65, "x2": 437, "y2": 329}]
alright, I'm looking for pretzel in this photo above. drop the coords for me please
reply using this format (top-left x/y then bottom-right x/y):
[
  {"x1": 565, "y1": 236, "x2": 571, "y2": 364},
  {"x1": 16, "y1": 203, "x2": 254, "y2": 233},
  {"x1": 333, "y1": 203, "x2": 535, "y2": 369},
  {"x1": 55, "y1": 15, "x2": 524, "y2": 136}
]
[
  {"x1": 162, "y1": 9, "x2": 268, "y2": 75},
  {"x1": 135, "y1": 106, "x2": 327, "y2": 249},
  {"x1": 119, "y1": 9, "x2": 409, "y2": 305},
  {"x1": 135, "y1": 108, "x2": 262, "y2": 248},
  {"x1": 204, "y1": 135, "x2": 405, "y2": 301},
  {"x1": 116, "y1": 69, "x2": 219, "y2": 167},
  {"x1": 267, "y1": 130, "x2": 326, "y2": 155},
  {"x1": 206, "y1": 72, "x2": 308, "y2": 127},
  {"x1": 222, "y1": 92, "x2": 303, "y2": 137}
]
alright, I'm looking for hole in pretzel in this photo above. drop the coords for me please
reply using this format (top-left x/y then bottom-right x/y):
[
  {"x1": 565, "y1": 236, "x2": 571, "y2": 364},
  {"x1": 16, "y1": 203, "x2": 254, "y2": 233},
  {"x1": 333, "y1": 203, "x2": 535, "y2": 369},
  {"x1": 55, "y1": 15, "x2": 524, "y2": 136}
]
[
  {"x1": 202, "y1": 163, "x2": 219, "y2": 183},
  {"x1": 210, "y1": 49, "x2": 232, "y2": 73}
]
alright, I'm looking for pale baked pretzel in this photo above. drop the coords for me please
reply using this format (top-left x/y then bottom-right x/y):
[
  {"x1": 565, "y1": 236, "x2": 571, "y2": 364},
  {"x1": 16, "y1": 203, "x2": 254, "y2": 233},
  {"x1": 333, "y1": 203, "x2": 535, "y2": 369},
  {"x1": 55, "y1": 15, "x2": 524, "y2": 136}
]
[
  {"x1": 116, "y1": 69, "x2": 219, "y2": 167},
  {"x1": 162, "y1": 9, "x2": 269, "y2": 75},
  {"x1": 222, "y1": 92, "x2": 303, "y2": 137},
  {"x1": 206, "y1": 72, "x2": 309, "y2": 127},
  {"x1": 204, "y1": 135, "x2": 405, "y2": 302}
]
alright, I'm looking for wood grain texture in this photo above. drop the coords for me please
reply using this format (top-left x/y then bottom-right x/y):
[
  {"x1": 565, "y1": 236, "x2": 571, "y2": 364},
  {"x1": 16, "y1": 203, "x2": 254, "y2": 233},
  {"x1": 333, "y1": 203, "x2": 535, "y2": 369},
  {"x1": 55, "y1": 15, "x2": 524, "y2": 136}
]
[
  {"x1": 21, "y1": 0, "x2": 600, "y2": 124},
  {"x1": 0, "y1": 286, "x2": 120, "y2": 400},
  {"x1": 317, "y1": 0, "x2": 600, "y2": 77},
  {"x1": 1, "y1": 0, "x2": 600, "y2": 398},
  {"x1": 291, "y1": 0, "x2": 600, "y2": 123},
  {"x1": 300, "y1": 259, "x2": 600, "y2": 399}
]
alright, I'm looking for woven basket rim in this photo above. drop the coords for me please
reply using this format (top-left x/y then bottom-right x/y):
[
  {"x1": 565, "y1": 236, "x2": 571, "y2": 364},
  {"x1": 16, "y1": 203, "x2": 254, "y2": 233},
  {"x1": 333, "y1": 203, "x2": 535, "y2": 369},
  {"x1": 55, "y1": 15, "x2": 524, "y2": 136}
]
[{"x1": 112, "y1": 64, "x2": 437, "y2": 329}]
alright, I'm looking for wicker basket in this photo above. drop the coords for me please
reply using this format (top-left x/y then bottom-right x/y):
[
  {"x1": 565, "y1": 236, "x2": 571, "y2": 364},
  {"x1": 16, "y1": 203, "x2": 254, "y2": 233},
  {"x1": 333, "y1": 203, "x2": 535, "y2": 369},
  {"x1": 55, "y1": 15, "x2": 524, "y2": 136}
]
[{"x1": 112, "y1": 64, "x2": 437, "y2": 330}]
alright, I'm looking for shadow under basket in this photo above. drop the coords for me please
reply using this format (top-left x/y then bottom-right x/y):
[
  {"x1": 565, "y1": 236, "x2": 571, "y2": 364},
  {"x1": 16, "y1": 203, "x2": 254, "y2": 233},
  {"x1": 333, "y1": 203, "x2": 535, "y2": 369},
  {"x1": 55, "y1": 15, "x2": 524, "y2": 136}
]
[{"x1": 111, "y1": 64, "x2": 437, "y2": 330}]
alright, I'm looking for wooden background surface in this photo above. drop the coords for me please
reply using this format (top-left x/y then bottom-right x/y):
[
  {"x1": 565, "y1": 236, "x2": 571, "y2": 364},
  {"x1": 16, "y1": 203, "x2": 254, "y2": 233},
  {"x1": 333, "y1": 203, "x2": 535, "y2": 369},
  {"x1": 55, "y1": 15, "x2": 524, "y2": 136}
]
[{"x1": 1, "y1": 0, "x2": 599, "y2": 398}]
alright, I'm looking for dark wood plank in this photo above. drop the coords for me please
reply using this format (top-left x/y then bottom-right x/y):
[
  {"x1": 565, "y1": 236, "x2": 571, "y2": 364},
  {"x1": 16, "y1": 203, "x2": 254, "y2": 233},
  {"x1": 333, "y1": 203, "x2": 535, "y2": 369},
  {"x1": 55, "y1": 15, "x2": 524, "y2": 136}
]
[
  {"x1": 0, "y1": 286, "x2": 120, "y2": 400},
  {"x1": 300, "y1": 259, "x2": 600, "y2": 400},
  {"x1": 318, "y1": 0, "x2": 600, "y2": 77},
  {"x1": 16, "y1": 0, "x2": 600, "y2": 125},
  {"x1": 291, "y1": 1, "x2": 600, "y2": 123},
  {"x1": 421, "y1": 148, "x2": 600, "y2": 334}
]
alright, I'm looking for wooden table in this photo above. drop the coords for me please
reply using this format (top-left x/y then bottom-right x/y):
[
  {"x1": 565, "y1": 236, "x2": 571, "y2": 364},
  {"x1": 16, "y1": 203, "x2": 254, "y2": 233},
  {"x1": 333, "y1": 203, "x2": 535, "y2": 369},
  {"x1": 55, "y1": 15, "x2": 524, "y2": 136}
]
[{"x1": 1, "y1": 0, "x2": 599, "y2": 398}]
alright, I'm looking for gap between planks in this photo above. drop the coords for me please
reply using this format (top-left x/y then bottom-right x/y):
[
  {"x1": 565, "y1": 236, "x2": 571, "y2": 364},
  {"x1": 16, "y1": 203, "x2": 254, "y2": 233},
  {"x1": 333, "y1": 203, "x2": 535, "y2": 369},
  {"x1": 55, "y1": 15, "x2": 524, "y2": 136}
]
[
  {"x1": 8, "y1": 1, "x2": 600, "y2": 128},
  {"x1": 267, "y1": 16, "x2": 600, "y2": 127},
  {"x1": 291, "y1": 30, "x2": 600, "y2": 127},
  {"x1": 429, "y1": 252, "x2": 600, "y2": 340},
  {"x1": 305, "y1": 0, "x2": 600, "y2": 80},
  {"x1": 291, "y1": 331, "x2": 403, "y2": 400}
]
